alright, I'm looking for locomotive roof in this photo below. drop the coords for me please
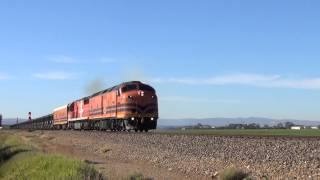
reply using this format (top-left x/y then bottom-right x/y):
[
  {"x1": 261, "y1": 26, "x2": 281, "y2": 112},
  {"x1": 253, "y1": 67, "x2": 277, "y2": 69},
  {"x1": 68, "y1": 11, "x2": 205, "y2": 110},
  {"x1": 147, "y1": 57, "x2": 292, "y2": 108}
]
[{"x1": 74, "y1": 81, "x2": 143, "y2": 102}]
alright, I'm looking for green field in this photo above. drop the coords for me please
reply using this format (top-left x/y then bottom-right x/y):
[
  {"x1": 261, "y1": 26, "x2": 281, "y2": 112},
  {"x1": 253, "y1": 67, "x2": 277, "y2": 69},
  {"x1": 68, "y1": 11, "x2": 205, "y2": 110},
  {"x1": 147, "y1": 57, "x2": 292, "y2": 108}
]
[{"x1": 156, "y1": 129, "x2": 320, "y2": 137}]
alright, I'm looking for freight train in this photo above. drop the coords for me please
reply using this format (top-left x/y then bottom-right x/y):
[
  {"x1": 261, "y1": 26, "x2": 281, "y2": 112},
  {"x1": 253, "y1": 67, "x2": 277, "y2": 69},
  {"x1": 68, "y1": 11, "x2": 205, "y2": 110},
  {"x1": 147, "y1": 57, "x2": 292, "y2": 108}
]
[{"x1": 11, "y1": 81, "x2": 158, "y2": 132}]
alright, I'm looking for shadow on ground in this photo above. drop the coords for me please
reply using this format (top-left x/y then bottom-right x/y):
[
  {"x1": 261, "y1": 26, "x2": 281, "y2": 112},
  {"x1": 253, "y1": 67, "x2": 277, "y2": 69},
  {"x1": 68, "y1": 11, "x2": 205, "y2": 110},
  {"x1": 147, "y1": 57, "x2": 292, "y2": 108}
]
[{"x1": 0, "y1": 145, "x2": 29, "y2": 165}]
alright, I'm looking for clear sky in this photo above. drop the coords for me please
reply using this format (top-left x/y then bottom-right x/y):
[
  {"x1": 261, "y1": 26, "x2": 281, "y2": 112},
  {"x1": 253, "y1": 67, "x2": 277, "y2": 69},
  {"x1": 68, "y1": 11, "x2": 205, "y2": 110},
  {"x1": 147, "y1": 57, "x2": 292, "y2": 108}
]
[{"x1": 1, "y1": 0, "x2": 320, "y2": 120}]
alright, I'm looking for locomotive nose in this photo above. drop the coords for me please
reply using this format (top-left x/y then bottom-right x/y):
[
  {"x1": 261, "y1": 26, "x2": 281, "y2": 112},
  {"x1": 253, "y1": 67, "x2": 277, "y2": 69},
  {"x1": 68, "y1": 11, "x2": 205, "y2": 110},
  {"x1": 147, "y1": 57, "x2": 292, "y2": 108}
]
[
  {"x1": 125, "y1": 90, "x2": 157, "y2": 117},
  {"x1": 118, "y1": 82, "x2": 158, "y2": 131}
]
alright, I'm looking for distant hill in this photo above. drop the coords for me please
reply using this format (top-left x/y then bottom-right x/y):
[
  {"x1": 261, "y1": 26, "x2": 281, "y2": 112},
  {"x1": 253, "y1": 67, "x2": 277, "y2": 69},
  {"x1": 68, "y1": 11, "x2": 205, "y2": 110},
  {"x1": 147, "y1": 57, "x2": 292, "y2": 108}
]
[
  {"x1": 158, "y1": 117, "x2": 320, "y2": 128},
  {"x1": 2, "y1": 118, "x2": 27, "y2": 125}
]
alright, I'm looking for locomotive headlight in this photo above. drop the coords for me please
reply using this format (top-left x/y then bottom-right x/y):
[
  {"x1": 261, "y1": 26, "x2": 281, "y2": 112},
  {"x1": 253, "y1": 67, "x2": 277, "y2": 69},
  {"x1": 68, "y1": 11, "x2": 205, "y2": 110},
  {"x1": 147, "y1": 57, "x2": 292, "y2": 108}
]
[
  {"x1": 151, "y1": 117, "x2": 154, "y2": 121},
  {"x1": 140, "y1": 91, "x2": 144, "y2": 96},
  {"x1": 131, "y1": 117, "x2": 135, "y2": 121}
]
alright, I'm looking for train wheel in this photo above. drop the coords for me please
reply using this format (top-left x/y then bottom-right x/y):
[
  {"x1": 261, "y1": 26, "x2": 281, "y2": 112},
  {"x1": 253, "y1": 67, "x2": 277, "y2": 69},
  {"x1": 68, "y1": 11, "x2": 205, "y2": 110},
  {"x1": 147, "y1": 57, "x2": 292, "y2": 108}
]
[{"x1": 144, "y1": 129, "x2": 149, "y2": 132}]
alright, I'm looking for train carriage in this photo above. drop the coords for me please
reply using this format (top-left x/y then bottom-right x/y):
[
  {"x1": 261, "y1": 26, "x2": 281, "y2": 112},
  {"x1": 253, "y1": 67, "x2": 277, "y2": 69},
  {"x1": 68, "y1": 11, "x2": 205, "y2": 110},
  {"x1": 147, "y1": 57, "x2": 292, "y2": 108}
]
[{"x1": 53, "y1": 105, "x2": 68, "y2": 129}]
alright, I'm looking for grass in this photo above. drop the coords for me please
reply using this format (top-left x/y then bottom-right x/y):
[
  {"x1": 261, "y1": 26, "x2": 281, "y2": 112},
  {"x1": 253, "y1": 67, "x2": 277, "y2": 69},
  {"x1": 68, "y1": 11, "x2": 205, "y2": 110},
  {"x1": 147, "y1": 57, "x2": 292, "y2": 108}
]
[
  {"x1": 156, "y1": 129, "x2": 320, "y2": 137},
  {"x1": 0, "y1": 132, "x2": 105, "y2": 180}
]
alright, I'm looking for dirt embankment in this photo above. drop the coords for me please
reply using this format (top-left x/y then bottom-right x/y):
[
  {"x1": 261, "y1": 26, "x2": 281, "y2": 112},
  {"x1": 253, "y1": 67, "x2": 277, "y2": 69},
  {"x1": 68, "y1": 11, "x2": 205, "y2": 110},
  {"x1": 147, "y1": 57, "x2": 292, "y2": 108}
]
[{"x1": 9, "y1": 130, "x2": 320, "y2": 179}]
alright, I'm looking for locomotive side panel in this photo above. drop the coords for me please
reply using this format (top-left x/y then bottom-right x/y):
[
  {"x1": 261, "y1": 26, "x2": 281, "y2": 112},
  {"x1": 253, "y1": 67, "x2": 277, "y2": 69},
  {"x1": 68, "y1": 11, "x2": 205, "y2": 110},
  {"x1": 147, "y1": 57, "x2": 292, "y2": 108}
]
[
  {"x1": 116, "y1": 88, "x2": 137, "y2": 119},
  {"x1": 82, "y1": 98, "x2": 90, "y2": 118},
  {"x1": 89, "y1": 95, "x2": 103, "y2": 119},
  {"x1": 67, "y1": 103, "x2": 75, "y2": 120},
  {"x1": 74, "y1": 101, "x2": 80, "y2": 118},
  {"x1": 76, "y1": 99, "x2": 88, "y2": 120},
  {"x1": 68, "y1": 100, "x2": 81, "y2": 121},
  {"x1": 103, "y1": 90, "x2": 117, "y2": 118}
]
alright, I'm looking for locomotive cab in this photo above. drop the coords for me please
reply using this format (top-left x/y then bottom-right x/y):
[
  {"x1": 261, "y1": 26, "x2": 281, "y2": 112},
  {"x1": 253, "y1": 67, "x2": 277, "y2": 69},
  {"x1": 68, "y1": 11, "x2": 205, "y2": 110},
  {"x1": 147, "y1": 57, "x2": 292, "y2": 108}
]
[{"x1": 118, "y1": 82, "x2": 158, "y2": 131}]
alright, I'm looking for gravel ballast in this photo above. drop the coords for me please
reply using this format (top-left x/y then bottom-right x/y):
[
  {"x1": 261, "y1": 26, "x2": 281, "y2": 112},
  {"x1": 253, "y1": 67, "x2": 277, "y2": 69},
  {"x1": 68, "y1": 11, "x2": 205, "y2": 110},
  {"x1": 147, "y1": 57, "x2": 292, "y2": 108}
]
[{"x1": 41, "y1": 131, "x2": 320, "y2": 179}]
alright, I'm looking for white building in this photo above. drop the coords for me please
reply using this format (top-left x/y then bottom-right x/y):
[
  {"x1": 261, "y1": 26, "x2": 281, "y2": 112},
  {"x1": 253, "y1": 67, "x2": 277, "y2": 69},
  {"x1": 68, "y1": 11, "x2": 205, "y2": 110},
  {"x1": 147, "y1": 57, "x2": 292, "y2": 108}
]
[{"x1": 291, "y1": 126, "x2": 302, "y2": 130}]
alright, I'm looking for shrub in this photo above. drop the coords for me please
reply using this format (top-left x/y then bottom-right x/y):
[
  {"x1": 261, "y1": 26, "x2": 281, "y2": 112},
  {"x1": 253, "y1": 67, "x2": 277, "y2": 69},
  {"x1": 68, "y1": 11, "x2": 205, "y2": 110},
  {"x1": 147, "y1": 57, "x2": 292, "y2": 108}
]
[
  {"x1": 128, "y1": 171, "x2": 144, "y2": 180},
  {"x1": 219, "y1": 167, "x2": 248, "y2": 180},
  {"x1": 79, "y1": 164, "x2": 105, "y2": 180}
]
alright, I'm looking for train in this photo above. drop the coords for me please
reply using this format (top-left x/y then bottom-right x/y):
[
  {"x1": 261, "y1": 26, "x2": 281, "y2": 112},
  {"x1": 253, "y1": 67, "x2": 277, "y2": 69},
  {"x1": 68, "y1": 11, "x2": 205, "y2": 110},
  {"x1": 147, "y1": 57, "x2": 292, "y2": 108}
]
[{"x1": 11, "y1": 81, "x2": 158, "y2": 132}]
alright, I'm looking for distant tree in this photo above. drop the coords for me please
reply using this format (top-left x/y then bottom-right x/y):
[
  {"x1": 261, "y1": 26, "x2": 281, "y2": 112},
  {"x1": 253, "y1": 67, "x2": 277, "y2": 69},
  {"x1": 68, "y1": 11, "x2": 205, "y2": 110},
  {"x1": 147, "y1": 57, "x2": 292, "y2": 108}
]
[
  {"x1": 284, "y1": 122, "x2": 295, "y2": 129},
  {"x1": 305, "y1": 126, "x2": 311, "y2": 129},
  {"x1": 226, "y1": 124, "x2": 244, "y2": 129},
  {"x1": 263, "y1": 124, "x2": 270, "y2": 129},
  {"x1": 194, "y1": 123, "x2": 203, "y2": 129},
  {"x1": 247, "y1": 123, "x2": 260, "y2": 129},
  {"x1": 255, "y1": 123, "x2": 260, "y2": 129},
  {"x1": 275, "y1": 123, "x2": 284, "y2": 129}
]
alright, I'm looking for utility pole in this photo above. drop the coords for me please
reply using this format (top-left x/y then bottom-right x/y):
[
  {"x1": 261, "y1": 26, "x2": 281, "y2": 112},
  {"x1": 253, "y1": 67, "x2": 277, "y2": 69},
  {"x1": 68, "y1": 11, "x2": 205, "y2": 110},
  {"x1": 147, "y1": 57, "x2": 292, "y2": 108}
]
[{"x1": 0, "y1": 114, "x2": 2, "y2": 127}]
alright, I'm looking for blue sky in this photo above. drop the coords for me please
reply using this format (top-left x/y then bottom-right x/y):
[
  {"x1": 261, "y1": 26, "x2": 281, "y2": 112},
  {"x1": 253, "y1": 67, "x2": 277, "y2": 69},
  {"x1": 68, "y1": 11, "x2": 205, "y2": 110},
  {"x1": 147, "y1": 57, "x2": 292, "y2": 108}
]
[{"x1": 1, "y1": 0, "x2": 320, "y2": 120}]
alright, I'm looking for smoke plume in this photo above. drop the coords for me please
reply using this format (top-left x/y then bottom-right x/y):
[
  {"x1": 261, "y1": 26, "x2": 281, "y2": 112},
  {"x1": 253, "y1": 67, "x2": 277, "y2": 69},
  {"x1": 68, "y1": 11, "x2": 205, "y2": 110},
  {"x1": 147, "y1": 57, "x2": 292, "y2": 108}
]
[{"x1": 85, "y1": 78, "x2": 106, "y2": 95}]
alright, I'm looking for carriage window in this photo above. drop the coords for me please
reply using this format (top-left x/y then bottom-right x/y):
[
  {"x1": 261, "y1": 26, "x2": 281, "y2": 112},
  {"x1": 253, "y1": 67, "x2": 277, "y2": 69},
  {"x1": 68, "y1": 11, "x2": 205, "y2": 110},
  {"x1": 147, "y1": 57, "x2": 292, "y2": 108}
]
[
  {"x1": 121, "y1": 84, "x2": 137, "y2": 93},
  {"x1": 84, "y1": 99, "x2": 89, "y2": 104},
  {"x1": 139, "y1": 84, "x2": 155, "y2": 92}
]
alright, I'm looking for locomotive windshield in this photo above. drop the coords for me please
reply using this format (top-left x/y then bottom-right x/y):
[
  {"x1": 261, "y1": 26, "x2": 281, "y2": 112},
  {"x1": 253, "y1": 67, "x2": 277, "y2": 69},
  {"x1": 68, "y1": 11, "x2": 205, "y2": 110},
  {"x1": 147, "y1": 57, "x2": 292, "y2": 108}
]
[
  {"x1": 139, "y1": 84, "x2": 155, "y2": 92},
  {"x1": 121, "y1": 84, "x2": 155, "y2": 93},
  {"x1": 121, "y1": 84, "x2": 137, "y2": 93}
]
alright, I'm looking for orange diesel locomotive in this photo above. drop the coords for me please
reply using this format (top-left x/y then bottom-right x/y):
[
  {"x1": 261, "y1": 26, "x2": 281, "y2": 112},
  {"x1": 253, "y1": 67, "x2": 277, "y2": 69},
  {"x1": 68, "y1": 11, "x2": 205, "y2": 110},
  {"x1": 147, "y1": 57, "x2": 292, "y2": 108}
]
[{"x1": 53, "y1": 81, "x2": 158, "y2": 132}]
